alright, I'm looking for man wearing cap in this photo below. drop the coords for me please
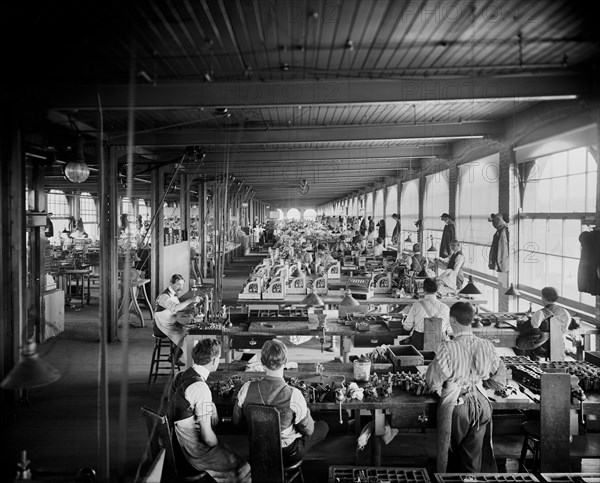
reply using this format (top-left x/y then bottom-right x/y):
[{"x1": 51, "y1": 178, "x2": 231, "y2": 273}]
[
  {"x1": 488, "y1": 214, "x2": 509, "y2": 272},
  {"x1": 439, "y1": 213, "x2": 456, "y2": 258}
]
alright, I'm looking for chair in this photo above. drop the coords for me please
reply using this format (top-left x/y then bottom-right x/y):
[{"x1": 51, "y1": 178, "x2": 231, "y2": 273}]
[
  {"x1": 518, "y1": 420, "x2": 541, "y2": 472},
  {"x1": 140, "y1": 406, "x2": 213, "y2": 482},
  {"x1": 147, "y1": 323, "x2": 178, "y2": 388},
  {"x1": 246, "y1": 404, "x2": 304, "y2": 483}
]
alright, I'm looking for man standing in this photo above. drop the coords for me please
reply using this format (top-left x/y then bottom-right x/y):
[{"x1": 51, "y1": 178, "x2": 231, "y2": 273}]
[
  {"x1": 426, "y1": 302, "x2": 507, "y2": 473},
  {"x1": 439, "y1": 213, "x2": 456, "y2": 258},
  {"x1": 154, "y1": 274, "x2": 201, "y2": 365},
  {"x1": 488, "y1": 213, "x2": 509, "y2": 272},
  {"x1": 377, "y1": 218, "x2": 386, "y2": 246},
  {"x1": 401, "y1": 278, "x2": 452, "y2": 350},
  {"x1": 233, "y1": 340, "x2": 329, "y2": 465},
  {"x1": 391, "y1": 213, "x2": 401, "y2": 245},
  {"x1": 168, "y1": 339, "x2": 251, "y2": 482}
]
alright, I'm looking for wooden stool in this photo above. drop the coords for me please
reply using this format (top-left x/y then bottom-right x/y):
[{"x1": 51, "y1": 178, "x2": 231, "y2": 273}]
[
  {"x1": 147, "y1": 326, "x2": 178, "y2": 387},
  {"x1": 518, "y1": 420, "x2": 541, "y2": 472}
]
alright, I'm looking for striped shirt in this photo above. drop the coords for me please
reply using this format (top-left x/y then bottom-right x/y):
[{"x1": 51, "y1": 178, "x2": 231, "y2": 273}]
[{"x1": 426, "y1": 334, "x2": 503, "y2": 394}]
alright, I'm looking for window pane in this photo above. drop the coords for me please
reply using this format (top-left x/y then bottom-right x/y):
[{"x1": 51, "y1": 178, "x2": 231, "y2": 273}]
[
  {"x1": 563, "y1": 220, "x2": 582, "y2": 257},
  {"x1": 562, "y1": 257, "x2": 579, "y2": 301},
  {"x1": 531, "y1": 219, "x2": 547, "y2": 254},
  {"x1": 545, "y1": 255, "x2": 563, "y2": 290},
  {"x1": 585, "y1": 171, "x2": 596, "y2": 211},
  {"x1": 400, "y1": 179, "x2": 419, "y2": 236},
  {"x1": 568, "y1": 147, "x2": 588, "y2": 175},
  {"x1": 548, "y1": 152, "x2": 569, "y2": 178},
  {"x1": 546, "y1": 219, "x2": 562, "y2": 256},
  {"x1": 456, "y1": 155, "x2": 499, "y2": 245},
  {"x1": 549, "y1": 176, "x2": 567, "y2": 212},
  {"x1": 566, "y1": 173, "x2": 587, "y2": 212}
]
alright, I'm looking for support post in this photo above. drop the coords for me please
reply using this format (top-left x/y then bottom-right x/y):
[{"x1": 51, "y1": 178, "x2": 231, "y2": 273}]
[{"x1": 540, "y1": 372, "x2": 571, "y2": 472}]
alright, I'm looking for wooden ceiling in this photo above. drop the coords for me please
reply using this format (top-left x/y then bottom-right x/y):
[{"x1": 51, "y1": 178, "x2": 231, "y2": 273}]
[{"x1": 4, "y1": 0, "x2": 598, "y2": 209}]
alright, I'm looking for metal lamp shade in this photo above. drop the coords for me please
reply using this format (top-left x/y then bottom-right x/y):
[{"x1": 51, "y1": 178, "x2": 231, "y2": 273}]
[
  {"x1": 504, "y1": 283, "x2": 521, "y2": 296},
  {"x1": 64, "y1": 160, "x2": 90, "y2": 183},
  {"x1": 459, "y1": 275, "x2": 482, "y2": 295},
  {"x1": 0, "y1": 341, "x2": 60, "y2": 390},
  {"x1": 302, "y1": 292, "x2": 325, "y2": 307},
  {"x1": 340, "y1": 290, "x2": 360, "y2": 306}
]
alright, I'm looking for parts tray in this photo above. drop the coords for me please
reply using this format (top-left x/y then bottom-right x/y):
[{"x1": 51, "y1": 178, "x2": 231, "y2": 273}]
[
  {"x1": 329, "y1": 466, "x2": 430, "y2": 483},
  {"x1": 538, "y1": 474, "x2": 600, "y2": 483},
  {"x1": 434, "y1": 474, "x2": 540, "y2": 483}
]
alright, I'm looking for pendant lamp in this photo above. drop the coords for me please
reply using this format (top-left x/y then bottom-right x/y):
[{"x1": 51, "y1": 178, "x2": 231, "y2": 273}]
[
  {"x1": 427, "y1": 235, "x2": 437, "y2": 253},
  {"x1": 63, "y1": 137, "x2": 90, "y2": 184},
  {"x1": 301, "y1": 289, "x2": 325, "y2": 308},
  {"x1": 1, "y1": 340, "x2": 61, "y2": 390},
  {"x1": 404, "y1": 233, "x2": 413, "y2": 243},
  {"x1": 504, "y1": 283, "x2": 521, "y2": 296},
  {"x1": 459, "y1": 275, "x2": 482, "y2": 295},
  {"x1": 340, "y1": 289, "x2": 359, "y2": 306}
]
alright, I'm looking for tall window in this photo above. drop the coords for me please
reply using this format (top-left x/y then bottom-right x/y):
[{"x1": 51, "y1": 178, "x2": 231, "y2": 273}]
[
  {"x1": 400, "y1": 179, "x2": 419, "y2": 243},
  {"x1": 373, "y1": 188, "x2": 384, "y2": 227},
  {"x1": 456, "y1": 154, "x2": 500, "y2": 310},
  {"x1": 365, "y1": 192, "x2": 374, "y2": 220},
  {"x1": 423, "y1": 170, "x2": 449, "y2": 254},
  {"x1": 518, "y1": 146, "x2": 597, "y2": 317},
  {"x1": 385, "y1": 184, "x2": 398, "y2": 242},
  {"x1": 80, "y1": 193, "x2": 98, "y2": 240},
  {"x1": 303, "y1": 208, "x2": 317, "y2": 220},
  {"x1": 47, "y1": 190, "x2": 71, "y2": 243},
  {"x1": 286, "y1": 208, "x2": 300, "y2": 220},
  {"x1": 139, "y1": 199, "x2": 151, "y2": 221}
]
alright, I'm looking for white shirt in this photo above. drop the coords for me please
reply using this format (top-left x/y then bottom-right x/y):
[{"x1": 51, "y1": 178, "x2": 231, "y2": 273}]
[
  {"x1": 531, "y1": 303, "x2": 570, "y2": 334},
  {"x1": 372, "y1": 244, "x2": 384, "y2": 256},
  {"x1": 402, "y1": 294, "x2": 452, "y2": 335},
  {"x1": 236, "y1": 379, "x2": 309, "y2": 447}
]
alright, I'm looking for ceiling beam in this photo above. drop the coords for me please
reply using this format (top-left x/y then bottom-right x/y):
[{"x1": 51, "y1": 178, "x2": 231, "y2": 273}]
[
  {"x1": 129, "y1": 121, "x2": 499, "y2": 147},
  {"x1": 151, "y1": 145, "x2": 448, "y2": 161},
  {"x1": 44, "y1": 75, "x2": 588, "y2": 110}
]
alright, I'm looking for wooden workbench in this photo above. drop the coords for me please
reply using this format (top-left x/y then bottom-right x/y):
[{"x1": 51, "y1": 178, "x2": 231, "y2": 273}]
[{"x1": 207, "y1": 362, "x2": 600, "y2": 468}]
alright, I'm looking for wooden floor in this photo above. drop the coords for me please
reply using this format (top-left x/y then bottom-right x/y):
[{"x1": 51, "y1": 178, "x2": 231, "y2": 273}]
[{"x1": 1, "y1": 250, "x2": 598, "y2": 482}]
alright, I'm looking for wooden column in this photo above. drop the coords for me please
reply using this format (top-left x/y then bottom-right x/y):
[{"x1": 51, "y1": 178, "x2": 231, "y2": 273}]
[
  {"x1": 540, "y1": 372, "x2": 571, "y2": 472},
  {"x1": 198, "y1": 179, "x2": 207, "y2": 279},
  {"x1": 0, "y1": 121, "x2": 26, "y2": 406},
  {"x1": 99, "y1": 145, "x2": 119, "y2": 342},
  {"x1": 29, "y1": 156, "x2": 45, "y2": 344},
  {"x1": 179, "y1": 173, "x2": 189, "y2": 241},
  {"x1": 150, "y1": 166, "x2": 164, "y2": 301}
]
